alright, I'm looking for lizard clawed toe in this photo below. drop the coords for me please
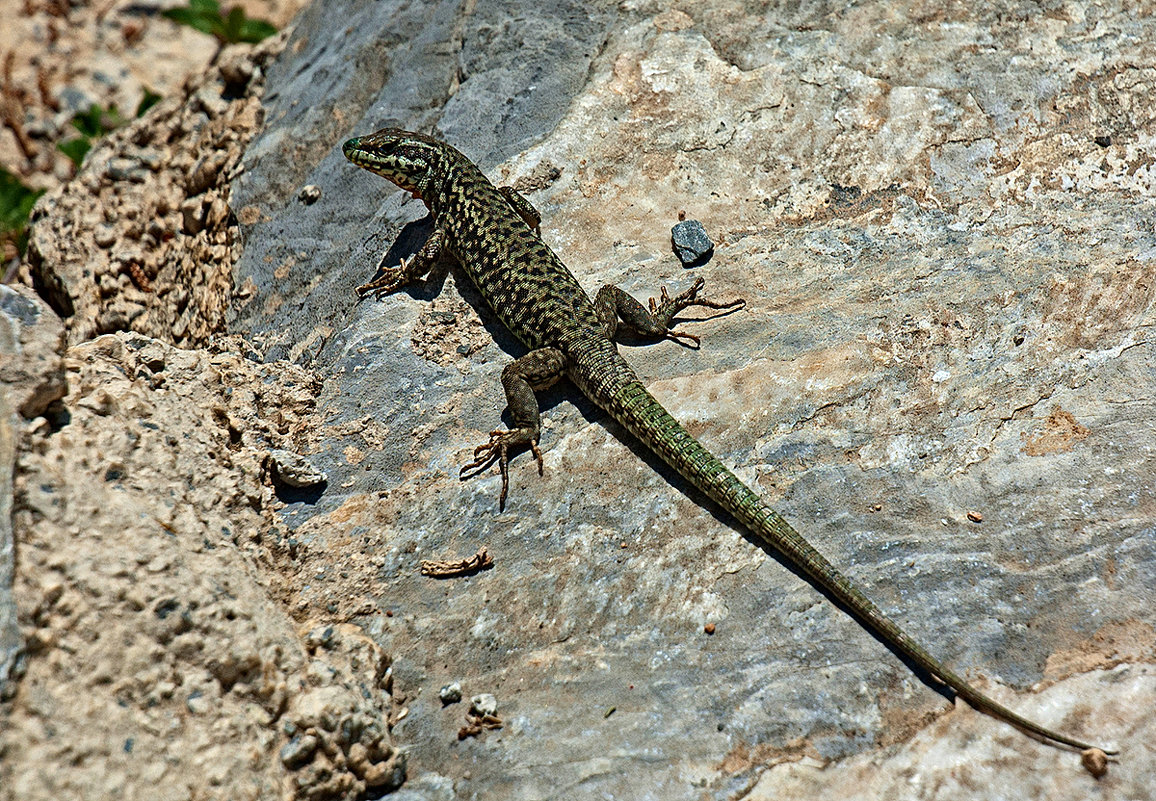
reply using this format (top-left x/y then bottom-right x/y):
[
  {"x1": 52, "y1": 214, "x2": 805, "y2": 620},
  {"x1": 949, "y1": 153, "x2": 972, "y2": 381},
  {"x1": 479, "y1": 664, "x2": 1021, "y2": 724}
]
[
  {"x1": 649, "y1": 277, "x2": 746, "y2": 325},
  {"x1": 356, "y1": 256, "x2": 412, "y2": 298},
  {"x1": 459, "y1": 429, "x2": 543, "y2": 510},
  {"x1": 671, "y1": 277, "x2": 703, "y2": 307},
  {"x1": 530, "y1": 440, "x2": 544, "y2": 476},
  {"x1": 459, "y1": 430, "x2": 507, "y2": 475},
  {"x1": 646, "y1": 277, "x2": 746, "y2": 348}
]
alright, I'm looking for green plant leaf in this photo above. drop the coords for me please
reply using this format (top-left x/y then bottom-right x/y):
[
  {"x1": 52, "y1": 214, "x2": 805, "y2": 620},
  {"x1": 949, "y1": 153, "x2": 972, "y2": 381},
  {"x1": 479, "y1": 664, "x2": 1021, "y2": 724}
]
[
  {"x1": 163, "y1": 0, "x2": 276, "y2": 44},
  {"x1": 237, "y1": 17, "x2": 277, "y2": 42},
  {"x1": 69, "y1": 103, "x2": 125, "y2": 138},
  {"x1": 221, "y1": 6, "x2": 245, "y2": 42},
  {"x1": 136, "y1": 87, "x2": 162, "y2": 117},
  {"x1": 57, "y1": 138, "x2": 92, "y2": 169},
  {"x1": 0, "y1": 168, "x2": 46, "y2": 255},
  {"x1": 102, "y1": 105, "x2": 126, "y2": 132},
  {"x1": 70, "y1": 105, "x2": 105, "y2": 138},
  {"x1": 162, "y1": 6, "x2": 217, "y2": 35}
]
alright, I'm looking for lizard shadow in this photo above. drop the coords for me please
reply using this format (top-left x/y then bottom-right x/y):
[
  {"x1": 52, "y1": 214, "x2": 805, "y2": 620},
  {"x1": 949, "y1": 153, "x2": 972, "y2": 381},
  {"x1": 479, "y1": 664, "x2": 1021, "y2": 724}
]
[
  {"x1": 360, "y1": 215, "x2": 451, "y2": 302},
  {"x1": 371, "y1": 217, "x2": 547, "y2": 357},
  {"x1": 273, "y1": 479, "x2": 328, "y2": 505}
]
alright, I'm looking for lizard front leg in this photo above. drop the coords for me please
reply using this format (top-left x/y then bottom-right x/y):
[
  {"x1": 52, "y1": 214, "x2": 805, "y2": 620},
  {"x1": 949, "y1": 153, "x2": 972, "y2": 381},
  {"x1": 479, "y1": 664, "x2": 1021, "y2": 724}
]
[
  {"x1": 356, "y1": 223, "x2": 447, "y2": 298},
  {"x1": 594, "y1": 276, "x2": 745, "y2": 347},
  {"x1": 460, "y1": 347, "x2": 564, "y2": 510}
]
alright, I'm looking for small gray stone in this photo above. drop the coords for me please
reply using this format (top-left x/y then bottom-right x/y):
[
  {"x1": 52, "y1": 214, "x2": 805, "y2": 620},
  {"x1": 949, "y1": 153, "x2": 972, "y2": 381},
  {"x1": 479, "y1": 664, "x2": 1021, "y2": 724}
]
[
  {"x1": 438, "y1": 682, "x2": 462, "y2": 705},
  {"x1": 671, "y1": 219, "x2": 714, "y2": 266},
  {"x1": 279, "y1": 733, "x2": 319, "y2": 769},
  {"x1": 269, "y1": 449, "x2": 327, "y2": 489},
  {"x1": 469, "y1": 693, "x2": 497, "y2": 717}
]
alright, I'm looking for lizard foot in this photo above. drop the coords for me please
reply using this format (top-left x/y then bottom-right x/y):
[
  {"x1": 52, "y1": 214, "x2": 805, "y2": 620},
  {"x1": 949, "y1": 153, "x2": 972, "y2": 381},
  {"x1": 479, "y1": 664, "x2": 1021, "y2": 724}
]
[
  {"x1": 459, "y1": 429, "x2": 544, "y2": 510},
  {"x1": 356, "y1": 257, "x2": 414, "y2": 298},
  {"x1": 648, "y1": 277, "x2": 746, "y2": 347}
]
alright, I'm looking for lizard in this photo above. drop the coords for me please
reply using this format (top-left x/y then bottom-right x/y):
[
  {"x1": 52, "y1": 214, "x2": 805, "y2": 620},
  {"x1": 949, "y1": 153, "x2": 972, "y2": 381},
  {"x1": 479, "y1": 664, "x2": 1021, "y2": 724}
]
[{"x1": 342, "y1": 127, "x2": 1115, "y2": 756}]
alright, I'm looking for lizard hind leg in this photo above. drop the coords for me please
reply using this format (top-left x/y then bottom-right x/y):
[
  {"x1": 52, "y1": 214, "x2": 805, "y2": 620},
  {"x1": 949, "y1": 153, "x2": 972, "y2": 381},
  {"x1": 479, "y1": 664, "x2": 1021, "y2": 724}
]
[
  {"x1": 459, "y1": 347, "x2": 565, "y2": 510},
  {"x1": 594, "y1": 276, "x2": 745, "y2": 347}
]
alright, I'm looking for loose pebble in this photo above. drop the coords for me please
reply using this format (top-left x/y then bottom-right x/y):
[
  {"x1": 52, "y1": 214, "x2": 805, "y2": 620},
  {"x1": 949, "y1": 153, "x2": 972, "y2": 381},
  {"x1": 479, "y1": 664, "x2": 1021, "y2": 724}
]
[
  {"x1": 439, "y1": 682, "x2": 463, "y2": 705},
  {"x1": 671, "y1": 219, "x2": 714, "y2": 266}
]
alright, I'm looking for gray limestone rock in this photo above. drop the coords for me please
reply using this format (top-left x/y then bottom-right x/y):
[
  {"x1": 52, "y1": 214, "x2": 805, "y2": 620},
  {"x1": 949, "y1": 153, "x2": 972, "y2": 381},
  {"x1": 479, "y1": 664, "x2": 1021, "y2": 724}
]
[
  {"x1": 0, "y1": 285, "x2": 66, "y2": 420},
  {"x1": 0, "y1": 390, "x2": 15, "y2": 701},
  {"x1": 223, "y1": 3, "x2": 1156, "y2": 797},
  {"x1": 215, "y1": 1, "x2": 1156, "y2": 798}
]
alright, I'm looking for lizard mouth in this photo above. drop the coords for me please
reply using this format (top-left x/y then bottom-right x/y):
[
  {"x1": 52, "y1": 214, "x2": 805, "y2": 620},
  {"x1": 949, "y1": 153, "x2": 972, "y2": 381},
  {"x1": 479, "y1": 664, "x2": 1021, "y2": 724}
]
[{"x1": 342, "y1": 137, "x2": 380, "y2": 170}]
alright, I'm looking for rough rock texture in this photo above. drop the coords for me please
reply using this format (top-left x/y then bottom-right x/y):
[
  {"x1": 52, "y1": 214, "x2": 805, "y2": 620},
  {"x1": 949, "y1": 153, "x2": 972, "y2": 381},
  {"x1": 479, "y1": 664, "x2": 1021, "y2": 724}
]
[
  {"x1": 226, "y1": 1, "x2": 1155, "y2": 798},
  {"x1": 3, "y1": 34, "x2": 406, "y2": 801},
  {"x1": 5, "y1": 1, "x2": 1156, "y2": 800},
  {"x1": 0, "y1": 286, "x2": 58, "y2": 698},
  {"x1": 25, "y1": 36, "x2": 287, "y2": 348},
  {"x1": 0, "y1": 391, "x2": 13, "y2": 700},
  {"x1": 0, "y1": 284, "x2": 67, "y2": 422},
  {"x1": 0, "y1": 284, "x2": 66, "y2": 697},
  {"x1": 1, "y1": 331, "x2": 404, "y2": 800}
]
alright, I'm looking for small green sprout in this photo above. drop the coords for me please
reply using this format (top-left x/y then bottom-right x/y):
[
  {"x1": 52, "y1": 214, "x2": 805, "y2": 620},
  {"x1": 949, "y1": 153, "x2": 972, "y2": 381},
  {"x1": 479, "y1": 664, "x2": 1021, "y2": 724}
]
[
  {"x1": 56, "y1": 103, "x2": 127, "y2": 168},
  {"x1": 0, "y1": 167, "x2": 45, "y2": 258},
  {"x1": 163, "y1": 0, "x2": 277, "y2": 45}
]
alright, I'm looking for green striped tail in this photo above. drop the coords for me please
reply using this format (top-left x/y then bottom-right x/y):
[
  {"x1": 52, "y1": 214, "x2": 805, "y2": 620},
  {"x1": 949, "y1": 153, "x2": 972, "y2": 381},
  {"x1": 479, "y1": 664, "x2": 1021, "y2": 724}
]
[{"x1": 605, "y1": 378, "x2": 1108, "y2": 753}]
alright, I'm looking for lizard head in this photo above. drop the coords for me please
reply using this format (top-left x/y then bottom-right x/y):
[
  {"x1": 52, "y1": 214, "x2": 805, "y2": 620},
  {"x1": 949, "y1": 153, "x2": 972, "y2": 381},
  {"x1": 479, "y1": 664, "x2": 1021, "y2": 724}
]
[{"x1": 342, "y1": 128, "x2": 443, "y2": 197}]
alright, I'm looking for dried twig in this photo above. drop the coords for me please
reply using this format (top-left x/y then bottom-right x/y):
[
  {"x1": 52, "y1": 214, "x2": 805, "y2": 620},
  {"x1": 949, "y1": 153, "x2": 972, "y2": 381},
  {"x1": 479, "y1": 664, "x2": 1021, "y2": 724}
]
[
  {"x1": 457, "y1": 713, "x2": 503, "y2": 740},
  {"x1": 420, "y1": 546, "x2": 493, "y2": 578}
]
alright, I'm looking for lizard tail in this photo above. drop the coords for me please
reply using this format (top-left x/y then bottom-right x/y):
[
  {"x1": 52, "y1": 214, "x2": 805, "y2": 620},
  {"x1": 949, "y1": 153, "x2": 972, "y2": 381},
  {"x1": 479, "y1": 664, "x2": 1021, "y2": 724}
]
[{"x1": 606, "y1": 378, "x2": 1113, "y2": 754}]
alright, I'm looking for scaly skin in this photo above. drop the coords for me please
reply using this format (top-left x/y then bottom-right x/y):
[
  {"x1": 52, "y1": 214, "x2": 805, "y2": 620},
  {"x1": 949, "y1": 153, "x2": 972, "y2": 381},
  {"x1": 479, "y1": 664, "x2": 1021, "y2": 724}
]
[{"x1": 343, "y1": 128, "x2": 1114, "y2": 755}]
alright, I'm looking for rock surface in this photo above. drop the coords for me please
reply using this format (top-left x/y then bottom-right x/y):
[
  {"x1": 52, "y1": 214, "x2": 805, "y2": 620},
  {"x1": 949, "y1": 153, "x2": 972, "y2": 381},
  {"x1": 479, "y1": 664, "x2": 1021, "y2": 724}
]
[
  {"x1": 0, "y1": 284, "x2": 67, "y2": 699},
  {"x1": 4, "y1": 1, "x2": 1156, "y2": 800},
  {"x1": 2, "y1": 330, "x2": 404, "y2": 800},
  {"x1": 3, "y1": 38, "x2": 403, "y2": 801},
  {"x1": 25, "y1": 37, "x2": 285, "y2": 348}
]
